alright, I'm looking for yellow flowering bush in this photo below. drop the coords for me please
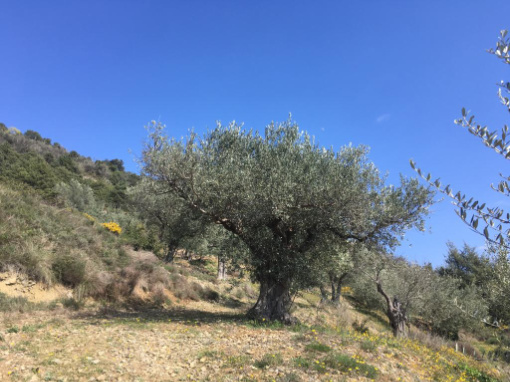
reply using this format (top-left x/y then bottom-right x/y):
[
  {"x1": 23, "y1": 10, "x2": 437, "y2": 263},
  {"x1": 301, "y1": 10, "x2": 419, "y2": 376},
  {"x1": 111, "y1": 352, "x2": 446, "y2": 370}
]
[
  {"x1": 83, "y1": 213, "x2": 95, "y2": 223},
  {"x1": 101, "y1": 221, "x2": 122, "y2": 235}
]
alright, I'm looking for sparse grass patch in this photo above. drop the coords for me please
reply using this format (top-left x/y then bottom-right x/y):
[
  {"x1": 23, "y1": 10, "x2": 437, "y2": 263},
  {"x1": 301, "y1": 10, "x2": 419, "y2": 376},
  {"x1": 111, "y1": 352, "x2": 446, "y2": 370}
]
[
  {"x1": 277, "y1": 372, "x2": 301, "y2": 382},
  {"x1": 287, "y1": 322, "x2": 309, "y2": 333},
  {"x1": 245, "y1": 319, "x2": 285, "y2": 330},
  {"x1": 22, "y1": 323, "x2": 44, "y2": 333},
  {"x1": 60, "y1": 297, "x2": 85, "y2": 310},
  {"x1": 305, "y1": 342, "x2": 332, "y2": 353},
  {"x1": 292, "y1": 333, "x2": 308, "y2": 343},
  {"x1": 225, "y1": 355, "x2": 251, "y2": 368},
  {"x1": 360, "y1": 339, "x2": 378, "y2": 353},
  {"x1": 293, "y1": 356, "x2": 311, "y2": 368},
  {"x1": 253, "y1": 352, "x2": 284, "y2": 369},
  {"x1": 323, "y1": 353, "x2": 378, "y2": 379},
  {"x1": 0, "y1": 292, "x2": 44, "y2": 312},
  {"x1": 6, "y1": 326, "x2": 19, "y2": 334},
  {"x1": 197, "y1": 349, "x2": 218, "y2": 359}
]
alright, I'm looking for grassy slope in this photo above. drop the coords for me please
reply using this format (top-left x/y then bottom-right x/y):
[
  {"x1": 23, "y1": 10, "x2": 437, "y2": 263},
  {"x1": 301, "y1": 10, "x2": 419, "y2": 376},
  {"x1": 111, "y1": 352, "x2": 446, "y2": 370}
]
[
  {"x1": 0, "y1": 184, "x2": 127, "y2": 287},
  {"x1": 0, "y1": 256, "x2": 507, "y2": 382}
]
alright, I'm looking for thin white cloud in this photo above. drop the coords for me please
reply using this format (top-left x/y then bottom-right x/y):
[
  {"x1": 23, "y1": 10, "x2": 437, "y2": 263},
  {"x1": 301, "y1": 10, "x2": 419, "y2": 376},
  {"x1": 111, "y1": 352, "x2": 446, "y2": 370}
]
[{"x1": 376, "y1": 113, "x2": 391, "y2": 123}]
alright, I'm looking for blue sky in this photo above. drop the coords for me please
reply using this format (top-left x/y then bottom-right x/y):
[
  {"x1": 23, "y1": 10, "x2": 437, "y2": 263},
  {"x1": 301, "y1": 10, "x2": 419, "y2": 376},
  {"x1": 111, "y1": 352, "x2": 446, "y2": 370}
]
[{"x1": 1, "y1": 1, "x2": 510, "y2": 266}]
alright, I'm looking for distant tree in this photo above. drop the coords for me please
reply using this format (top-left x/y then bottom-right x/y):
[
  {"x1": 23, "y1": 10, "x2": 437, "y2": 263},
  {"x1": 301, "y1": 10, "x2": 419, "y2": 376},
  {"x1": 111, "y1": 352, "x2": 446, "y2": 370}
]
[
  {"x1": 0, "y1": 144, "x2": 59, "y2": 196},
  {"x1": 55, "y1": 179, "x2": 97, "y2": 212},
  {"x1": 57, "y1": 154, "x2": 79, "y2": 173},
  {"x1": 108, "y1": 159, "x2": 125, "y2": 172},
  {"x1": 437, "y1": 242, "x2": 491, "y2": 289},
  {"x1": 411, "y1": 30, "x2": 510, "y2": 246},
  {"x1": 351, "y1": 251, "x2": 484, "y2": 338},
  {"x1": 479, "y1": 241, "x2": 510, "y2": 325},
  {"x1": 24, "y1": 130, "x2": 43, "y2": 141},
  {"x1": 129, "y1": 179, "x2": 207, "y2": 262},
  {"x1": 0, "y1": 123, "x2": 7, "y2": 133},
  {"x1": 141, "y1": 119, "x2": 433, "y2": 323},
  {"x1": 315, "y1": 239, "x2": 356, "y2": 304}
]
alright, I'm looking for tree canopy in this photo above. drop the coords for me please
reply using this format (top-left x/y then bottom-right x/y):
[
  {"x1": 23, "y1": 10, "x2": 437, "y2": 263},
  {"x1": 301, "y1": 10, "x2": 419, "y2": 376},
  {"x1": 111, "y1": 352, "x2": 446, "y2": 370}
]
[{"x1": 141, "y1": 119, "x2": 433, "y2": 322}]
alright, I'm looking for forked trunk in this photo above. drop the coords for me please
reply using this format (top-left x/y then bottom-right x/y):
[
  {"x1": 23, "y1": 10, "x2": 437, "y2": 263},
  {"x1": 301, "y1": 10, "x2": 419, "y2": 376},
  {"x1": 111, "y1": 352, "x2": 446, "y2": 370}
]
[
  {"x1": 330, "y1": 272, "x2": 348, "y2": 304},
  {"x1": 247, "y1": 278, "x2": 296, "y2": 324},
  {"x1": 376, "y1": 276, "x2": 407, "y2": 337},
  {"x1": 388, "y1": 309, "x2": 407, "y2": 337}
]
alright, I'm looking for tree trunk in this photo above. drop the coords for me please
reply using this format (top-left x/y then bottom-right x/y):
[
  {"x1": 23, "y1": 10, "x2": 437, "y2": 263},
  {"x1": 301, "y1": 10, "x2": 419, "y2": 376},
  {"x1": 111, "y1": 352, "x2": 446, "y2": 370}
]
[
  {"x1": 330, "y1": 276, "x2": 339, "y2": 302},
  {"x1": 183, "y1": 250, "x2": 190, "y2": 260},
  {"x1": 320, "y1": 284, "x2": 329, "y2": 303},
  {"x1": 376, "y1": 276, "x2": 407, "y2": 337},
  {"x1": 217, "y1": 256, "x2": 227, "y2": 280},
  {"x1": 164, "y1": 247, "x2": 176, "y2": 263},
  {"x1": 330, "y1": 272, "x2": 348, "y2": 304},
  {"x1": 247, "y1": 278, "x2": 296, "y2": 324},
  {"x1": 387, "y1": 297, "x2": 407, "y2": 337}
]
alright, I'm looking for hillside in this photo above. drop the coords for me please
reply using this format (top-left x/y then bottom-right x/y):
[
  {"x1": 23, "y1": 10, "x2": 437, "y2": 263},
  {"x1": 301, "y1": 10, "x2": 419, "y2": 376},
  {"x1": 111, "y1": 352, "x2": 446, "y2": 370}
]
[
  {"x1": 0, "y1": 254, "x2": 507, "y2": 382},
  {"x1": 0, "y1": 125, "x2": 510, "y2": 381},
  {"x1": 0, "y1": 126, "x2": 163, "y2": 295}
]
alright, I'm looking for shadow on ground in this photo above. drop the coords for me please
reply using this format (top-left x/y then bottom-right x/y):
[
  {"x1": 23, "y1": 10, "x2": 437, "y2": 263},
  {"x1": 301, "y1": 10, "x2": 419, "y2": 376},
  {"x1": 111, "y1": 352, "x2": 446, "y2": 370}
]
[{"x1": 74, "y1": 306, "x2": 248, "y2": 326}]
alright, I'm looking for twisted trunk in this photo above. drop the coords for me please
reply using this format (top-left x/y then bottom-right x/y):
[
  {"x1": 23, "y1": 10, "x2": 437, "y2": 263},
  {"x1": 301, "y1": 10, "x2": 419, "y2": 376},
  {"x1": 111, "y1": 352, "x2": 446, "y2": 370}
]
[
  {"x1": 330, "y1": 272, "x2": 348, "y2": 304},
  {"x1": 247, "y1": 277, "x2": 296, "y2": 324},
  {"x1": 376, "y1": 276, "x2": 407, "y2": 337}
]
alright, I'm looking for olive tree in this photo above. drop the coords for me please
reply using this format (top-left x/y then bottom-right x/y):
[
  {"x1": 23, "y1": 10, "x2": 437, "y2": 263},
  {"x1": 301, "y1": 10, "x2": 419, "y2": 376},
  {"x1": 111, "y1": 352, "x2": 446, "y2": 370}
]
[
  {"x1": 141, "y1": 119, "x2": 433, "y2": 323},
  {"x1": 129, "y1": 179, "x2": 207, "y2": 262},
  {"x1": 411, "y1": 30, "x2": 510, "y2": 246},
  {"x1": 55, "y1": 179, "x2": 97, "y2": 213},
  {"x1": 350, "y1": 251, "x2": 485, "y2": 338}
]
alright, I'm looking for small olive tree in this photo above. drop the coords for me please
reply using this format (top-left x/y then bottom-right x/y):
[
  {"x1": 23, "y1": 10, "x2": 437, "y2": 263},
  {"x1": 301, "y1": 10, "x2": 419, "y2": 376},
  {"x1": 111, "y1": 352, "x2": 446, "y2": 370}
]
[
  {"x1": 350, "y1": 251, "x2": 484, "y2": 338},
  {"x1": 55, "y1": 179, "x2": 97, "y2": 213},
  {"x1": 141, "y1": 119, "x2": 433, "y2": 323},
  {"x1": 129, "y1": 179, "x2": 207, "y2": 261}
]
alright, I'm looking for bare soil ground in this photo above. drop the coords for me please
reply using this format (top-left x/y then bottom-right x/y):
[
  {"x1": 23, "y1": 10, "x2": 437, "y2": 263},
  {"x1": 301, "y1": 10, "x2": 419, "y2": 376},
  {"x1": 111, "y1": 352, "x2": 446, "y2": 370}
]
[{"x1": 0, "y1": 294, "x2": 506, "y2": 382}]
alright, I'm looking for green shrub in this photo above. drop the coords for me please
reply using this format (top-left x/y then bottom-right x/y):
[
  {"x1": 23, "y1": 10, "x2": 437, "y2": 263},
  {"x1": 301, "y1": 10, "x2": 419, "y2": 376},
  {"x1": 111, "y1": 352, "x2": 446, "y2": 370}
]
[
  {"x1": 202, "y1": 288, "x2": 220, "y2": 302},
  {"x1": 55, "y1": 179, "x2": 97, "y2": 212},
  {"x1": 52, "y1": 254, "x2": 86, "y2": 287}
]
